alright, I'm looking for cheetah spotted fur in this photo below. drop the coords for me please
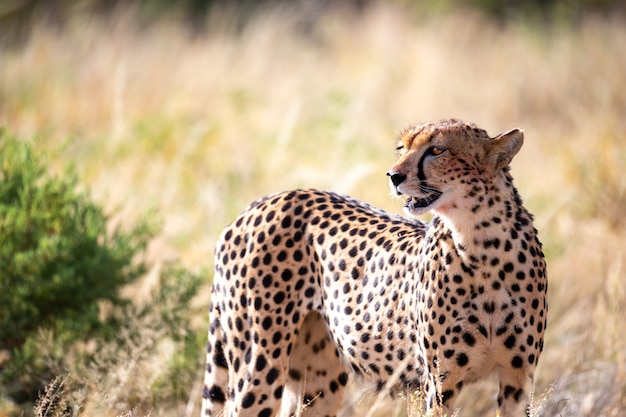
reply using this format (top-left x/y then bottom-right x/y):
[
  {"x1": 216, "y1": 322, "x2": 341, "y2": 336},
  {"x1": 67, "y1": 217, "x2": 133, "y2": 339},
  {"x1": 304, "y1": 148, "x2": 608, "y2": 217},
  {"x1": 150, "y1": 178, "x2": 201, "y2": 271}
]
[{"x1": 202, "y1": 119, "x2": 548, "y2": 416}]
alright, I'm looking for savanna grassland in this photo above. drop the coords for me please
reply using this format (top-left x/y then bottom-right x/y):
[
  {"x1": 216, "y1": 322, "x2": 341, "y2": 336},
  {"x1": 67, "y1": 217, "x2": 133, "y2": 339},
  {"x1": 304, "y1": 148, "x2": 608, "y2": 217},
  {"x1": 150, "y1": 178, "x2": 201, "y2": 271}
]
[{"x1": 1, "y1": 2, "x2": 625, "y2": 416}]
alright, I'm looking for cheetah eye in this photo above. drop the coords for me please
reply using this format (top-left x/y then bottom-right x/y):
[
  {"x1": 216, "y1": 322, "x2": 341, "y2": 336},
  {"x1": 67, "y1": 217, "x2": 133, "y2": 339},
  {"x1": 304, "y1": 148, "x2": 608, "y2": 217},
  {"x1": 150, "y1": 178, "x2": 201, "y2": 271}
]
[
  {"x1": 395, "y1": 145, "x2": 404, "y2": 151},
  {"x1": 427, "y1": 147, "x2": 446, "y2": 156}
]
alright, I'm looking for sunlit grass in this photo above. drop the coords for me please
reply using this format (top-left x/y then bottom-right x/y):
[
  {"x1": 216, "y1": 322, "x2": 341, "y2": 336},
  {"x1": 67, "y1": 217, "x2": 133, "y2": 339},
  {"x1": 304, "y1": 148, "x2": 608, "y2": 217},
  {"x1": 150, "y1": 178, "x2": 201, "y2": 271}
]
[{"x1": 1, "y1": 3, "x2": 625, "y2": 416}]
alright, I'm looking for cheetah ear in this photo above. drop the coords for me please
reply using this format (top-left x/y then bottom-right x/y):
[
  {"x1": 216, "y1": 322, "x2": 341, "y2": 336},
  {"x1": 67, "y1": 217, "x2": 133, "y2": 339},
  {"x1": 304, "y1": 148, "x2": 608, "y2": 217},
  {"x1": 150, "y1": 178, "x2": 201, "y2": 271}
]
[{"x1": 486, "y1": 128, "x2": 524, "y2": 171}]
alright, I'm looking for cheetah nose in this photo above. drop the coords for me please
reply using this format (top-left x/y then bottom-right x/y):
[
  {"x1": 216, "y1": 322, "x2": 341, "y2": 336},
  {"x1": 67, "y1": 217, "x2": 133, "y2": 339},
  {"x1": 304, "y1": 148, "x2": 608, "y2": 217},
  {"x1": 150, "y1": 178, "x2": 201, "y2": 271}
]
[{"x1": 387, "y1": 172, "x2": 407, "y2": 187}]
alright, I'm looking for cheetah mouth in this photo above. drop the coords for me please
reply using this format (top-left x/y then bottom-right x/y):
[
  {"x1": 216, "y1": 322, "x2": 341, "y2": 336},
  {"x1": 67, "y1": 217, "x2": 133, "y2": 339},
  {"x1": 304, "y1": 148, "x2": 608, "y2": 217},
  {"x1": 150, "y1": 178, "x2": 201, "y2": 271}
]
[{"x1": 404, "y1": 192, "x2": 442, "y2": 210}]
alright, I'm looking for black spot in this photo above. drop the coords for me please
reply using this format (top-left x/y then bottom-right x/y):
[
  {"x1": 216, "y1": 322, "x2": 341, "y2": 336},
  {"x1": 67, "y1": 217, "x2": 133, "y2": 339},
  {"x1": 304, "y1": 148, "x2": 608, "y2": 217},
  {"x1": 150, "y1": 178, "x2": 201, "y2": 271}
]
[
  {"x1": 214, "y1": 342, "x2": 228, "y2": 369},
  {"x1": 262, "y1": 274, "x2": 272, "y2": 287},
  {"x1": 273, "y1": 291, "x2": 285, "y2": 303},
  {"x1": 256, "y1": 354, "x2": 267, "y2": 371},
  {"x1": 266, "y1": 367, "x2": 279, "y2": 384},
  {"x1": 461, "y1": 263, "x2": 474, "y2": 276},
  {"x1": 338, "y1": 372, "x2": 349, "y2": 386},
  {"x1": 303, "y1": 393, "x2": 315, "y2": 405},
  {"x1": 503, "y1": 385, "x2": 516, "y2": 399},
  {"x1": 281, "y1": 269, "x2": 293, "y2": 282},
  {"x1": 281, "y1": 216, "x2": 292, "y2": 228},
  {"x1": 289, "y1": 369, "x2": 302, "y2": 381},
  {"x1": 351, "y1": 267, "x2": 360, "y2": 280},
  {"x1": 262, "y1": 317, "x2": 272, "y2": 330},
  {"x1": 456, "y1": 352, "x2": 469, "y2": 367},
  {"x1": 483, "y1": 301, "x2": 495, "y2": 314},
  {"x1": 441, "y1": 389, "x2": 454, "y2": 404},
  {"x1": 258, "y1": 408, "x2": 272, "y2": 417},
  {"x1": 462, "y1": 332, "x2": 476, "y2": 347},
  {"x1": 504, "y1": 335, "x2": 516, "y2": 349},
  {"x1": 495, "y1": 325, "x2": 507, "y2": 336},
  {"x1": 511, "y1": 356, "x2": 524, "y2": 368},
  {"x1": 205, "y1": 384, "x2": 225, "y2": 402},
  {"x1": 330, "y1": 381, "x2": 339, "y2": 393},
  {"x1": 241, "y1": 392, "x2": 255, "y2": 408}
]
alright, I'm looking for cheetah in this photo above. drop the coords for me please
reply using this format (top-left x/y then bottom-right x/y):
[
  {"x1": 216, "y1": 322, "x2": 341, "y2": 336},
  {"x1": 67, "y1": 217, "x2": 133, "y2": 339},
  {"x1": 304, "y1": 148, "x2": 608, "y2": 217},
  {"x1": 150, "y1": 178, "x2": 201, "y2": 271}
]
[{"x1": 202, "y1": 119, "x2": 547, "y2": 417}]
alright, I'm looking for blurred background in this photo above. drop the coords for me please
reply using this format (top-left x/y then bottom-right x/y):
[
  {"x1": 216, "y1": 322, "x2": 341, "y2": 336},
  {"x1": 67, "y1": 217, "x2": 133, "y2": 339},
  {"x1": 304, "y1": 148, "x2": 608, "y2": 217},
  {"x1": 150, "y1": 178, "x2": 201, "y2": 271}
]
[{"x1": 0, "y1": 0, "x2": 625, "y2": 416}]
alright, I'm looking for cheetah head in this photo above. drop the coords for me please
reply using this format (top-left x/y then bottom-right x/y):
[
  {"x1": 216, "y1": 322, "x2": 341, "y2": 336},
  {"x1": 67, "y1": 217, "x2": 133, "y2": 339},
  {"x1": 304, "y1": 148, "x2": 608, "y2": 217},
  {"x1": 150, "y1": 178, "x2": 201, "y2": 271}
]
[{"x1": 387, "y1": 119, "x2": 524, "y2": 217}]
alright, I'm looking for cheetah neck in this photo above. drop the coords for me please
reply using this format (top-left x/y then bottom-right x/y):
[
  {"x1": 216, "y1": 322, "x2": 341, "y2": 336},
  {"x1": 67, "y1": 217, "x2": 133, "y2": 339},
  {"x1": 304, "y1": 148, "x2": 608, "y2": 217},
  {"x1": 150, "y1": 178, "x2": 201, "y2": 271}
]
[{"x1": 430, "y1": 171, "x2": 536, "y2": 261}]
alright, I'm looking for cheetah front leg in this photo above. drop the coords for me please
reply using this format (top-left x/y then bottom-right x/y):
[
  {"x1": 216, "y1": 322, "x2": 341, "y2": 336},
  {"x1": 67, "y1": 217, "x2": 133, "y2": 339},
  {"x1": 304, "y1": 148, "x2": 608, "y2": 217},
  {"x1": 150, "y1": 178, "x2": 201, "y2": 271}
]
[
  {"x1": 423, "y1": 372, "x2": 457, "y2": 417},
  {"x1": 281, "y1": 312, "x2": 349, "y2": 417},
  {"x1": 496, "y1": 368, "x2": 532, "y2": 417}
]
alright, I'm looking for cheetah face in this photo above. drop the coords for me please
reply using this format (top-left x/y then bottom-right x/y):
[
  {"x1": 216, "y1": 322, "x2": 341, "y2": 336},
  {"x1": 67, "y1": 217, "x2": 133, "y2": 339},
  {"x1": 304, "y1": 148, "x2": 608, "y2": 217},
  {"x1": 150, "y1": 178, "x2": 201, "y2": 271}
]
[
  {"x1": 387, "y1": 144, "x2": 446, "y2": 216},
  {"x1": 387, "y1": 142, "x2": 448, "y2": 216},
  {"x1": 386, "y1": 120, "x2": 524, "y2": 218}
]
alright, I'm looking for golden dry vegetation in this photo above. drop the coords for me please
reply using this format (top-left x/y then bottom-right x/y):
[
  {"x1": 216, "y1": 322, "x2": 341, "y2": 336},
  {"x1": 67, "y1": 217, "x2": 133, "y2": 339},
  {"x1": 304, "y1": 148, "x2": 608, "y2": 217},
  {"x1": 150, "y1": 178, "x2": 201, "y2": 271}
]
[{"x1": 1, "y1": 2, "x2": 625, "y2": 416}]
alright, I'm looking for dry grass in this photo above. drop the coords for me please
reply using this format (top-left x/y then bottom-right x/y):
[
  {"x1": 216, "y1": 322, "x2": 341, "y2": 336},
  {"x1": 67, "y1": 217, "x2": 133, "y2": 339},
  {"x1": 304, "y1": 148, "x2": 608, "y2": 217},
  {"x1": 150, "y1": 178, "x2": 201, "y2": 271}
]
[{"x1": 1, "y1": 3, "x2": 625, "y2": 416}]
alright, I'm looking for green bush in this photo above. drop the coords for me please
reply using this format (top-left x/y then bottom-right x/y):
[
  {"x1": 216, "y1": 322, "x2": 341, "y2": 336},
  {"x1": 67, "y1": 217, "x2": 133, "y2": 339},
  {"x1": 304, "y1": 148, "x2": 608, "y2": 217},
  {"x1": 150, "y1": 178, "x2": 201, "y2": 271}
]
[
  {"x1": 0, "y1": 131, "x2": 205, "y2": 414},
  {"x1": 0, "y1": 130, "x2": 152, "y2": 349}
]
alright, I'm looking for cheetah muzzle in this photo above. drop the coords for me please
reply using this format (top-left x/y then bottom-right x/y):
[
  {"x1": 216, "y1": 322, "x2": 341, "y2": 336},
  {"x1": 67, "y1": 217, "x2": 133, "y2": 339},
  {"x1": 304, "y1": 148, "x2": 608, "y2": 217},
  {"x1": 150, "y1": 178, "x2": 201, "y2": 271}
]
[{"x1": 202, "y1": 119, "x2": 548, "y2": 417}]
